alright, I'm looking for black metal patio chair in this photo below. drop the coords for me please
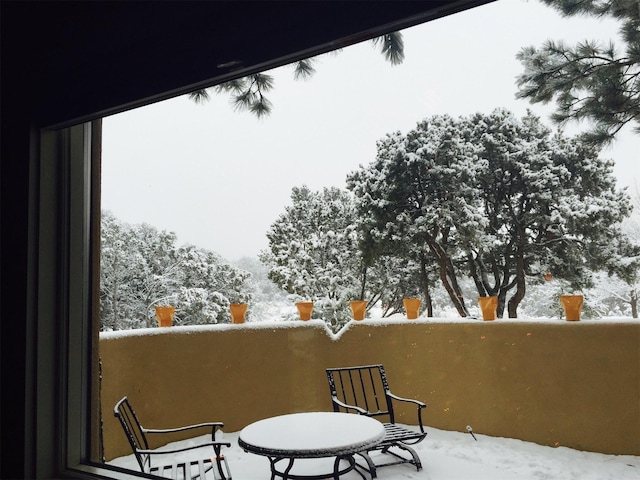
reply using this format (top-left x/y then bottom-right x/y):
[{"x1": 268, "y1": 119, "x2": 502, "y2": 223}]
[
  {"x1": 114, "y1": 396, "x2": 232, "y2": 479},
  {"x1": 326, "y1": 364, "x2": 427, "y2": 477}
]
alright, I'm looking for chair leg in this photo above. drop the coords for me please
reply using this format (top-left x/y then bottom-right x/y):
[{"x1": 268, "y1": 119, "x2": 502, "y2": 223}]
[
  {"x1": 217, "y1": 456, "x2": 232, "y2": 479},
  {"x1": 213, "y1": 446, "x2": 231, "y2": 479},
  {"x1": 356, "y1": 451, "x2": 378, "y2": 478},
  {"x1": 388, "y1": 443, "x2": 422, "y2": 471}
]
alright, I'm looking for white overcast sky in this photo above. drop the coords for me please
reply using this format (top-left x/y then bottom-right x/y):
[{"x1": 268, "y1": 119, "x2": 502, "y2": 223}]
[{"x1": 102, "y1": 0, "x2": 639, "y2": 261}]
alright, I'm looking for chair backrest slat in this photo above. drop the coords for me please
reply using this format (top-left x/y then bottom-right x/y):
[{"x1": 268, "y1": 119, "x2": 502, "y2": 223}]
[
  {"x1": 326, "y1": 364, "x2": 394, "y2": 421},
  {"x1": 366, "y1": 366, "x2": 382, "y2": 413},
  {"x1": 356, "y1": 369, "x2": 369, "y2": 413},
  {"x1": 347, "y1": 370, "x2": 360, "y2": 410}
]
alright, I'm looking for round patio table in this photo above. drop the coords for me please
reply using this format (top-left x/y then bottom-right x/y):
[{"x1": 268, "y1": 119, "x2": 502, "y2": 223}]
[{"x1": 238, "y1": 412, "x2": 385, "y2": 480}]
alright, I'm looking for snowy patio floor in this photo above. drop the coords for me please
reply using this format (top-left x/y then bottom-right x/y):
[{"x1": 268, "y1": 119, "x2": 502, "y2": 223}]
[{"x1": 107, "y1": 424, "x2": 638, "y2": 479}]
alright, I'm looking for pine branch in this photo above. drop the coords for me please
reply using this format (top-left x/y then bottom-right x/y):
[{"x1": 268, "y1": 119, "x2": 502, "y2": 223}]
[
  {"x1": 293, "y1": 58, "x2": 316, "y2": 80},
  {"x1": 188, "y1": 89, "x2": 210, "y2": 103},
  {"x1": 516, "y1": 1, "x2": 640, "y2": 143},
  {"x1": 372, "y1": 32, "x2": 405, "y2": 65},
  {"x1": 228, "y1": 73, "x2": 274, "y2": 117},
  {"x1": 189, "y1": 30, "x2": 403, "y2": 116}
]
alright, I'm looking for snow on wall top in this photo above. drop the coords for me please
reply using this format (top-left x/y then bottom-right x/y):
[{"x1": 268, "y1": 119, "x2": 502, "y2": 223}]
[{"x1": 99, "y1": 315, "x2": 637, "y2": 342}]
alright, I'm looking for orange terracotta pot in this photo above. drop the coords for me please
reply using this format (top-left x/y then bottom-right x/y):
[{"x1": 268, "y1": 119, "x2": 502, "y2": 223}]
[
  {"x1": 295, "y1": 302, "x2": 314, "y2": 321},
  {"x1": 478, "y1": 296, "x2": 498, "y2": 321},
  {"x1": 403, "y1": 298, "x2": 421, "y2": 320},
  {"x1": 154, "y1": 306, "x2": 175, "y2": 327},
  {"x1": 230, "y1": 303, "x2": 248, "y2": 324},
  {"x1": 349, "y1": 300, "x2": 367, "y2": 321},
  {"x1": 560, "y1": 295, "x2": 583, "y2": 321}
]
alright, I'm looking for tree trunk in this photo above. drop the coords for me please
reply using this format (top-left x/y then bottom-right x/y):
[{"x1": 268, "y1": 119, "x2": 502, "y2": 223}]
[
  {"x1": 496, "y1": 242, "x2": 518, "y2": 318},
  {"x1": 467, "y1": 250, "x2": 488, "y2": 296},
  {"x1": 497, "y1": 290, "x2": 507, "y2": 318},
  {"x1": 446, "y1": 255, "x2": 469, "y2": 315},
  {"x1": 507, "y1": 241, "x2": 526, "y2": 318},
  {"x1": 468, "y1": 248, "x2": 508, "y2": 316},
  {"x1": 497, "y1": 272, "x2": 517, "y2": 318},
  {"x1": 428, "y1": 241, "x2": 468, "y2": 317},
  {"x1": 631, "y1": 289, "x2": 638, "y2": 319},
  {"x1": 112, "y1": 285, "x2": 119, "y2": 331},
  {"x1": 419, "y1": 253, "x2": 433, "y2": 317},
  {"x1": 359, "y1": 265, "x2": 368, "y2": 301}
]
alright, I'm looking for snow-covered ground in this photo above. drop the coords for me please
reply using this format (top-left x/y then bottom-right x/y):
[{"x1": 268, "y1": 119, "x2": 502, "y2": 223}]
[{"x1": 107, "y1": 424, "x2": 639, "y2": 479}]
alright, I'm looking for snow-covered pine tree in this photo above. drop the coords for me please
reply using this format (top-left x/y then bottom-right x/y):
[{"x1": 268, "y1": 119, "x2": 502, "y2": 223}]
[
  {"x1": 259, "y1": 186, "x2": 363, "y2": 329},
  {"x1": 347, "y1": 115, "x2": 484, "y2": 317},
  {"x1": 174, "y1": 244, "x2": 252, "y2": 324},
  {"x1": 348, "y1": 109, "x2": 636, "y2": 318},
  {"x1": 100, "y1": 212, "x2": 181, "y2": 329},
  {"x1": 465, "y1": 108, "x2": 566, "y2": 317},
  {"x1": 100, "y1": 211, "x2": 149, "y2": 330},
  {"x1": 473, "y1": 109, "x2": 635, "y2": 317},
  {"x1": 99, "y1": 212, "x2": 251, "y2": 330}
]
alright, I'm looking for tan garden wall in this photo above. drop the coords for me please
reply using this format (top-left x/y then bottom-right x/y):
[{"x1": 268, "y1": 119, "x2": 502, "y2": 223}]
[{"x1": 99, "y1": 319, "x2": 640, "y2": 461}]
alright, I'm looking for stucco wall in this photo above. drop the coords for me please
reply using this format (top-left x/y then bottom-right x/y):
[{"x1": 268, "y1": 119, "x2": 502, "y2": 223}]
[{"x1": 100, "y1": 319, "x2": 640, "y2": 461}]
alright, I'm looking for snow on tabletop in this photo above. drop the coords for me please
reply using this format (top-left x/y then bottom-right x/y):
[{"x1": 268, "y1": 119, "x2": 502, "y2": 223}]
[{"x1": 238, "y1": 412, "x2": 384, "y2": 454}]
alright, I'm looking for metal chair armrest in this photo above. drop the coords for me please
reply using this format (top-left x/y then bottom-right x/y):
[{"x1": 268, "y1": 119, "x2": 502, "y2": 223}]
[
  {"x1": 387, "y1": 393, "x2": 426, "y2": 408},
  {"x1": 388, "y1": 393, "x2": 427, "y2": 432},
  {"x1": 144, "y1": 422, "x2": 225, "y2": 442},
  {"x1": 331, "y1": 397, "x2": 368, "y2": 415},
  {"x1": 144, "y1": 422, "x2": 224, "y2": 435},
  {"x1": 135, "y1": 441, "x2": 231, "y2": 456}
]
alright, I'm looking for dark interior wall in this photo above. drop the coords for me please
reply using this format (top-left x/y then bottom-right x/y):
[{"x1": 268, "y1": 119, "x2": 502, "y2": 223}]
[
  {"x1": 3, "y1": 1, "x2": 490, "y2": 127},
  {"x1": 0, "y1": 119, "x2": 36, "y2": 479},
  {"x1": 0, "y1": 2, "x2": 491, "y2": 478}
]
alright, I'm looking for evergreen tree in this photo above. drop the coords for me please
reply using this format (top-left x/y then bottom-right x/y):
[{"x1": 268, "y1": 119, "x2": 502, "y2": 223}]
[
  {"x1": 260, "y1": 185, "x2": 420, "y2": 329},
  {"x1": 128, "y1": 222, "x2": 183, "y2": 327},
  {"x1": 99, "y1": 212, "x2": 251, "y2": 330},
  {"x1": 174, "y1": 245, "x2": 251, "y2": 324},
  {"x1": 516, "y1": 0, "x2": 640, "y2": 144},
  {"x1": 347, "y1": 116, "x2": 484, "y2": 317},
  {"x1": 259, "y1": 186, "x2": 364, "y2": 329},
  {"x1": 100, "y1": 212, "x2": 151, "y2": 330},
  {"x1": 348, "y1": 110, "x2": 635, "y2": 317},
  {"x1": 368, "y1": 254, "x2": 435, "y2": 317},
  {"x1": 467, "y1": 109, "x2": 634, "y2": 316}
]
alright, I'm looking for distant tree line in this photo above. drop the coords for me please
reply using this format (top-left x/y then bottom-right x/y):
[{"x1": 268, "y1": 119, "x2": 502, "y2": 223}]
[{"x1": 100, "y1": 211, "x2": 251, "y2": 331}]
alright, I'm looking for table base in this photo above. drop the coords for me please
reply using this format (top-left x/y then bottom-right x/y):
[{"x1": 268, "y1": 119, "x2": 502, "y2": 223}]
[{"x1": 266, "y1": 454, "x2": 372, "y2": 480}]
